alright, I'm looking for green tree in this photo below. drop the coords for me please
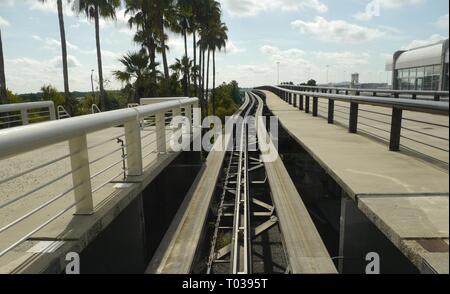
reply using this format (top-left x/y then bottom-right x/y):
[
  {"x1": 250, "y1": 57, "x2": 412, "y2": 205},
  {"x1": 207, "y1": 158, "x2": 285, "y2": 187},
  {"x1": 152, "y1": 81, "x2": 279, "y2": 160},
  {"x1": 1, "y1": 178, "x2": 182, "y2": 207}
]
[
  {"x1": 41, "y1": 84, "x2": 65, "y2": 107},
  {"x1": 113, "y1": 51, "x2": 159, "y2": 103},
  {"x1": 75, "y1": 0, "x2": 121, "y2": 111},
  {"x1": 170, "y1": 56, "x2": 193, "y2": 96},
  {"x1": 210, "y1": 21, "x2": 228, "y2": 115}
]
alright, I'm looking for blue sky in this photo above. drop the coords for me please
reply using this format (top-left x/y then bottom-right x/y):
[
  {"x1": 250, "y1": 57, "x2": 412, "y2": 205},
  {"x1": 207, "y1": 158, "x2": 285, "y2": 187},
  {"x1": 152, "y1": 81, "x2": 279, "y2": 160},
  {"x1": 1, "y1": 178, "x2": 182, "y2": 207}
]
[{"x1": 0, "y1": 0, "x2": 448, "y2": 93}]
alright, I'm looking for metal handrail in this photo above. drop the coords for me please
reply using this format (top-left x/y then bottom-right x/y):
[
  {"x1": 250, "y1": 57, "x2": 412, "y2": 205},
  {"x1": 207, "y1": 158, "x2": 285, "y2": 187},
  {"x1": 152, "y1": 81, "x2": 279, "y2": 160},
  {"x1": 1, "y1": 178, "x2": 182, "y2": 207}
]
[
  {"x1": 0, "y1": 97, "x2": 199, "y2": 258},
  {"x1": 91, "y1": 104, "x2": 101, "y2": 114},
  {"x1": 0, "y1": 98, "x2": 197, "y2": 161},
  {"x1": 268, "y1": 85, "x2": 448, "y2": 115},
  {"x1": 0, "y1": 101, "x2": 56, "y2": 127},
  {"x1": 57, "y1": 105, "x2": 71, "y2": 119},
  {"x1": 280, "y1": 84, "x2": 449, "y2": 101},
  {"x1": 140, "y1": 97, "x2": 189, "y2": 105},
  {"x1": 257, "y1": 85, "x2": 448, "y2": 152}
]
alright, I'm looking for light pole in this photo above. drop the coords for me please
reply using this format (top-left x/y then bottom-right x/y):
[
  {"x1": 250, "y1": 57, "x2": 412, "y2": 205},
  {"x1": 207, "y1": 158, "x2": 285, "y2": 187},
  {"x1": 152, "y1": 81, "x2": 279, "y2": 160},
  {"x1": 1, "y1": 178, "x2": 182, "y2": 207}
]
[
  {"x1": 277, "y1": 62, "x2": 280, "y2": 85},
  {"x1": 326, "y1": 65, "x2": 330, "y2": 84},
  {"x1": 91, "y1": 69, "x2": 95, "y2": 104}
]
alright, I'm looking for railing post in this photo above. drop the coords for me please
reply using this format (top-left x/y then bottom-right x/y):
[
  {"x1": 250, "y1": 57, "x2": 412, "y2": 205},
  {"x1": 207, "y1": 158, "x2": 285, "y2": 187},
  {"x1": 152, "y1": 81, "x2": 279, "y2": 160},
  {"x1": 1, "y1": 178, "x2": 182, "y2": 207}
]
[
  {"x1": 289, "y1": 93, "x2": 292, "y2": 105},
  {"x1": 328, "y1": 99, "x2": 334, "y2": 124},
  {"x1": 69, "y1": 135, "x2": 94, "y2": 215},
  {"x1": 49, "y1": 105, "x2": 57, "y2": 121},
  {"x1": 349, "y1": 102, "x2": 359, "y2": 133},
  {"x1": 293, "y1": 94, "x2": 297, "y2": 108},
  {"x1": 124, "y1": 119, "x2": 143, "y2": 176},
  {"x1": 20, "y1": 109, "x2": 29, "y2": 125},
  {"x1": 312, "y1": 97, "x2": 318, "y2": 117},
  {"x1": 156, "y1": 111, "x2": 167, "y2": 154},
  {"x1": 389, "y1": 108, "x2": 403, "y2": 151},
  {"x1": 185, "y1": 104, "x2": 193, "y2": 134},
  {"x1": 299, "y1": 95, "x2": 304, "y2": 111},
  {"x1": 305, "y1": 96, "x2": 310, "y2": 113}
]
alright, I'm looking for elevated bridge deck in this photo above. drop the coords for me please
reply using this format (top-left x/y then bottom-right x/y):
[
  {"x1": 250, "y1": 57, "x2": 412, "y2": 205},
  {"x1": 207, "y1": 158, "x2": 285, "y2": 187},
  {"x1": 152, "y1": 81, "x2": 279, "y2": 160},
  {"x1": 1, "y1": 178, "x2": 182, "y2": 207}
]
[{"x1": 262, "y1": 90, "x2": 449, "y2": 274}]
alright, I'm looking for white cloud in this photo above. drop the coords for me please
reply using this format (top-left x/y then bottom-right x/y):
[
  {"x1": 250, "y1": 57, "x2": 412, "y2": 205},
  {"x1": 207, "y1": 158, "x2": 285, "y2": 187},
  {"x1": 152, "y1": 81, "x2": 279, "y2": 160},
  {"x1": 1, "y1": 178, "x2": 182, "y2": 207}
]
[
  {"x1": 291, "y1": 17, "x2": 385, "y2": 43},
  {"x1": 225, "y1": 40, "x2": 246, "y2": 54},
  {"x1": 260, "y1": 45, "x2": 306, "y2": 65},
  {"x1": 50, "y1": 55, "x2": 82, "y2": 68},
  {"x1": 220, "y1": 0, "x2": 327, "y2": 17},
  {"x1": 28, "y1": 0, "x2": 76, "y2": 17},
  {"x1": 31, "y1": 35, "x2": 42, "y2": 41},
  {"x1": 434, "y1": 14, "x2": 449, "y2": 31},
  {"x1": 0, "y1": 16, "x2": 10, "y2": 27},
  {"x1": 314, "y1": 52, "x2": 370, "y2": 65},
  {"x1": 353, "y1": 0, "x2": 425, "y2": 21},
  {"x1": 401, "y1": 34, "x2": 447, "y2": 50},
  {"x1": 236, "y1": 64, "x2": 270, "y2": 74},
  {"x1": 379, "y1": 0, "x2": 424, "y2": 9}
]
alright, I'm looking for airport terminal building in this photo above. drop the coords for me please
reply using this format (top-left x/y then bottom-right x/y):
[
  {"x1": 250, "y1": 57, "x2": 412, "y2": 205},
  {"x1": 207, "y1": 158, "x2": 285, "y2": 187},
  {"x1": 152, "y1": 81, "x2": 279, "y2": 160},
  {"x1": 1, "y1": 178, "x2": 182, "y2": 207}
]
[{"x1": 386, "y1": 38, "x2": 449, "y2": 91}]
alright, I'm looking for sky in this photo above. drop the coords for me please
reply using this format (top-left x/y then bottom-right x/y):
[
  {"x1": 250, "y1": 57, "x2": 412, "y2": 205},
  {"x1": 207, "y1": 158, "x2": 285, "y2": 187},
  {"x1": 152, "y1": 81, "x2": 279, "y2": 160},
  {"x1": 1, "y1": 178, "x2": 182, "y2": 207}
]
[{"x1": 0, "y1": 0, "x2": 449, "y2": 94}]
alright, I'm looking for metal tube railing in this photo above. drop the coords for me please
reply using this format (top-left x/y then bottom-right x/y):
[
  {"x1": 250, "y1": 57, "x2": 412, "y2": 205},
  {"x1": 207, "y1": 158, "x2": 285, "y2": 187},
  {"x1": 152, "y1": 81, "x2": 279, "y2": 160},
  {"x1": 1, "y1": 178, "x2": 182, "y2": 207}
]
[
  {"x1": 258, "y1": 85, "x2": 448, "y2": 152},
  {"x1": 280, "y1": 84, "x2": 449, "y2": 101},
  {"x1": 0, "y1": 98, "x2": 199, "y2": 255},
  {"x1": 0, "y1": 101, "x2": 56, "y2": 128}
]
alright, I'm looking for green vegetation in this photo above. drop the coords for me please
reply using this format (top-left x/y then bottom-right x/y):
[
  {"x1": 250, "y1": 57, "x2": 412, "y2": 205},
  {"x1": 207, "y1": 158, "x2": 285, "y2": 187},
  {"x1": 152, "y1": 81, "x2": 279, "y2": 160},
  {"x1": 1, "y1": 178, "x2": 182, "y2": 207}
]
[{"x1": 208, "y1": 80, "x2": 242, "y2": 122}]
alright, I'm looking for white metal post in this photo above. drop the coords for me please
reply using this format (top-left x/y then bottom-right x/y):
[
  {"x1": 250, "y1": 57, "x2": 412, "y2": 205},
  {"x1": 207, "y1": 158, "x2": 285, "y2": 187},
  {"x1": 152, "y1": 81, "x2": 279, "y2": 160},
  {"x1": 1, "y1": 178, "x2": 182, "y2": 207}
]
[
  {"x1": 49, "y1": 105, "x2": 57, "y2": 121},
  {"x1": 155, "y1": 111, "x2": 167, "y2": 154},
  {"x1": 124, "y1": 119, "x2": 143, "y2": 176},
  {"x1": 69, "y1": 135, "x2": 94, "y2": 215},
  {"x1": 184, "y1": 104, "x2": 192, "y2": 134},
  {"x1": 172, "y1": 106, "x2": 182, "y2": 131},
  {"x1": 20, "y1": 109, "x2": 29, "y2": 125}
]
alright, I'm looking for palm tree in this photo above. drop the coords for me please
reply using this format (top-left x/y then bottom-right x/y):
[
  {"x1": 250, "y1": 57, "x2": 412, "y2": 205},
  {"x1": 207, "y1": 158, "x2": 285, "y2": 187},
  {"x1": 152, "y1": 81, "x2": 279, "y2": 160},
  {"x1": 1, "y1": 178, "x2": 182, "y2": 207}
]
[
  {"x1": 172, "y1": 0, "x2": 192, "y2": 96},
  {"x1": 75, "y1": 0, "x2": 121, "y2": 111},
  {"x1": 0, "y1": 28, "x2": 7, "y2": 104},
  {"x1": 197, "y1": 0, "x2": 221, "y2": 115},
  {"x1": 38, "y1": 0, "x2": 72, "y2": 113},
  {"x1": 170, "y1": 56, "x2": 193, "y2": 94},
  {"x1": 154, "y1": 0, "x2": 175, "y2": 81},
  {"x1": 125, "y1": 1, "x2": 158, "y2": 76},
  {"x1": 113, "y1": 51, "x2": 158, "y2": 103},
  {"x1": 210, "y1": 22, "x2": 228, "y2": 115}
]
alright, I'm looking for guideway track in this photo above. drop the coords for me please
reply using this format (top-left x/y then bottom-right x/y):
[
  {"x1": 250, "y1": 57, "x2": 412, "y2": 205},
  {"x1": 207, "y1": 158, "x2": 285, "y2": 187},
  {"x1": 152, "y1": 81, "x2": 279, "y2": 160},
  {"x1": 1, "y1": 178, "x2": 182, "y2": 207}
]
[{"x1": 149, "y1": 91, "x2": 336, "y2": 274}]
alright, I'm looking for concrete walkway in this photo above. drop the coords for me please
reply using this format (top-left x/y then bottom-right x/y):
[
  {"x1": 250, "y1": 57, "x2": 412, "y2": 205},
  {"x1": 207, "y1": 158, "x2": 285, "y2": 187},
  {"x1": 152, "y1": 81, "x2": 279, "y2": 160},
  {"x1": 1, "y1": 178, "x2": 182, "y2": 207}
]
[
  {"x1": 0, "y1": 125, "x2": 175, "y2": 273},
  {"x1": 263, "y1": 90, "x2": 449, "y2": 274}
]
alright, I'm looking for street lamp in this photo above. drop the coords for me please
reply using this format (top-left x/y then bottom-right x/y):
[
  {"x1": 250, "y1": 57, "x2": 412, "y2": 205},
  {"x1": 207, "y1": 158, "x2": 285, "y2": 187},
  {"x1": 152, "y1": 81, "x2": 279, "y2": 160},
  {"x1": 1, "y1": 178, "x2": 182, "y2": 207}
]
[
  {"x1": 90, "y1": 69, "x2": 96, "y2": 104},
  {"x1": 326, "y1": 65, "x2": 330, "y2": 84},
  {"x1": 277, "y1": 62, "x2": 280, "y2": 85}
]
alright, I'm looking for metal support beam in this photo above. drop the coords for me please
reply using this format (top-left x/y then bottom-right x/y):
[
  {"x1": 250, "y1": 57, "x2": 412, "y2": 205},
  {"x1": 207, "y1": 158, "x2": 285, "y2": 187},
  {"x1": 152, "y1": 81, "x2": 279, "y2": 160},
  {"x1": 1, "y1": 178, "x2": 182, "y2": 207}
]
[
  {"x1": 305, "y1": 96, "x2": 310, "y2": 113},
  {"x1": 389, "y1": 108, "x2": 403, "y2": 151},
  {"x1": 349, "y1": 102, "x2": 358, "y2": 133},
  {"x1": 312, "y1": 97, "x2": 318, "y2": 117},
  {"x1": 328, "y1": 99, "x2": 334, "y2": 124}
]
